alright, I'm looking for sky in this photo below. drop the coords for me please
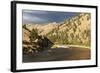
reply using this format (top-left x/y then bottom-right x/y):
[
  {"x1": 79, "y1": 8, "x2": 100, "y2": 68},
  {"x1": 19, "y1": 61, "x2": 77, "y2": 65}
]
[{"x1": 22, "y1": 10, "x2": 80, "y2": 24}]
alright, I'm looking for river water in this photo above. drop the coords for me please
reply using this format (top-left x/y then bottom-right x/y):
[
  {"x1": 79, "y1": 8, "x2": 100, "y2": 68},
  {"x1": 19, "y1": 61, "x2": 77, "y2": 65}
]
[{"x1": 23, "y1": 47, "x2": 90, "y2": 63}]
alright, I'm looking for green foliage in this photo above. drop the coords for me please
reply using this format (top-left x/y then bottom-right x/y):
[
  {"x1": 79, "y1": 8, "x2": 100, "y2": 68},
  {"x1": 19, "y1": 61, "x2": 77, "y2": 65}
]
[
  {"x1": 29, "y1": 28, "x2": 38, "y2": 43},
  {"x1": 87, "y1": 14, "x2": 91, "y2": 21},
  {"x1": 77, "y1": 19, "x2": 81, "y2": 25}
]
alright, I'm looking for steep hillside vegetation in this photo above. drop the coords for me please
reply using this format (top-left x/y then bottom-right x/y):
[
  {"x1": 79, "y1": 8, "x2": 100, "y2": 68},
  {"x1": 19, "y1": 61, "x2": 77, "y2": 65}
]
[
  {"x1": 47, "y1": 13, "x2": 91, "y2": 46},
  {"x1": 23, "y1": 13, "x2": 91, "y2": 47}
]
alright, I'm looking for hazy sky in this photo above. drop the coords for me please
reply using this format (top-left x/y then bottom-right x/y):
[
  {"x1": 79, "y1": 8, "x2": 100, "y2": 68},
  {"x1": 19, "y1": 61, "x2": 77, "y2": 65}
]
[{"x1": 23, "y1": 10, "x2": 80, "y2": 24}]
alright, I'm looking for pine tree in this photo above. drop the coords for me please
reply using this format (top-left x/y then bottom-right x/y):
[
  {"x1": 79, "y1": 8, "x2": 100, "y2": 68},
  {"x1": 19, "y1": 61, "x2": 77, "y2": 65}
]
[{"x1": 29, "y1": 28, "x2": 38, "y2": 43}]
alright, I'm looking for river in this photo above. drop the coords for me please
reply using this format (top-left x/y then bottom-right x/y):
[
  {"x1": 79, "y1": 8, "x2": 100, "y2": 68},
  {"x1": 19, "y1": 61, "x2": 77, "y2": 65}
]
[{"x1": 23, "y1": 47, "x2": 90, "y2": 63}]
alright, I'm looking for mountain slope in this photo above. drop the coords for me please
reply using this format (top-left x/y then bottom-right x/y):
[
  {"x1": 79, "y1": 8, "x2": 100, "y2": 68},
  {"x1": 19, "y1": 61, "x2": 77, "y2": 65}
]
[{"x1": 23, "y1": 13, "x2": 91, "y2": 47}]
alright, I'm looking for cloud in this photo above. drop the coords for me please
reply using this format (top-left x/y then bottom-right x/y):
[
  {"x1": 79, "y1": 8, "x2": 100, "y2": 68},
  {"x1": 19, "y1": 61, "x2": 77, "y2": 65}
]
[
  {"x1": 23, "y1": 13, "x2": 49, "y2": 23},
  {"x1": 23, "y1": 10, "x2": 49, "y2": 15},
  {"x1": 23, "y1": 10, "x2": 80, "y2": 24}
]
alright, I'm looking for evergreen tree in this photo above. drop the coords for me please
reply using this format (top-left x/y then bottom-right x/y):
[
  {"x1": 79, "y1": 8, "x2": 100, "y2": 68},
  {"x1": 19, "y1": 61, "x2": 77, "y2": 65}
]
[{"x1": 29, "y1": 28, "x2": 38, "y2": 43}]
